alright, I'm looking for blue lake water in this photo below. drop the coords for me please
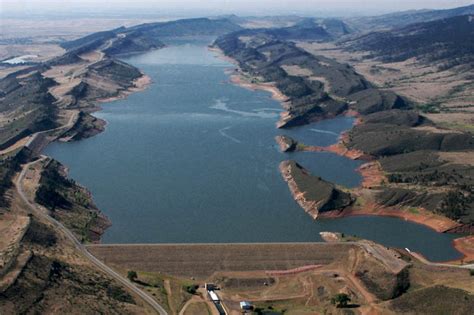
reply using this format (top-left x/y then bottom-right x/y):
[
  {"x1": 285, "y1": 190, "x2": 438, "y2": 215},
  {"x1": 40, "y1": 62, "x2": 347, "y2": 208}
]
[{"x1": 44, "y1": 39, "x2": 461, "y2": 261}]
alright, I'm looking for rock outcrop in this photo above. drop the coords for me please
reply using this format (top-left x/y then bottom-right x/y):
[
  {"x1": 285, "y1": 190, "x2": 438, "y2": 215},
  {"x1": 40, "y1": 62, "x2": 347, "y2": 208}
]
[
  {"x1": 280, "y1": 160, "x2": 352, "y2": 218},
  {"x1": 275, "y1": 135, "x2": 298, "y2": 152},
  {"x1": 35, "y1": 159, "x2": 111, "y2": 243}
]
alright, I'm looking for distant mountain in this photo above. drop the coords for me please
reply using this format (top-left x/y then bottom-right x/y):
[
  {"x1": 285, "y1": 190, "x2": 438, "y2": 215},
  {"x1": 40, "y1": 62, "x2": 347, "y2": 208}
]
[
  {"x1": 316, "y1": 18, "x2": 352, "y2": 38},
  {"x1": 210, "y1": 16, "x2": 352, "y2": 41},
  {"x1": 60, "y1": 28, "x2": 165, "y2": 58},
  {"x1": 346, "y1": 4, "x2": 474, "y2": 31},
  {"x1": 342, "y1": 15, "x2": 474, "y2": 70},
  {"x1": 288, "y1": 18, "x2": 352, "y2": 39},
  {"x1": 103, "y1": 30, "x2": 165, "y2": 56},
  {"x1": 264, "y1": 22, "x2": 332, "y2": 41},
  {"x1": 221, "y1": 15, "x2": 306, "y2": 29},
  {"x1": 58, "y1": 18, "x2": 242, "y2": 60},
  {"x1": 60, "y1": 30, "x2": 119, "y2": 51},
  {"x1": 222, "y1": 18, "x2": 351, "y2": 43},
  {"x1": 128, "y1": 18, "x2": 242, "y2": 37}
]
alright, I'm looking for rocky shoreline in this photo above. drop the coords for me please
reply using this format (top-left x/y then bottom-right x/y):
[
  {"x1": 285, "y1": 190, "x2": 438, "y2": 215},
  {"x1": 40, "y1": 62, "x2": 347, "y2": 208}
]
[
  {"x1": 33, "y1": 156, "x2": 112, "y2": 243},
  {"x1": 279, "y1": 160, "x2": 353, "y2": 219},
  {"x1": 275, "y1": 135, "x2": 297, "y2": 152},
  {"x1": 214, "y1": 35, "x2": 474, "y2": 262},
  {"x1": 0, "y1": 45, "x2": 154, "y2": 243},
  {"x1": 49, "y1": 73, "x2": 152, "y2": 240}
]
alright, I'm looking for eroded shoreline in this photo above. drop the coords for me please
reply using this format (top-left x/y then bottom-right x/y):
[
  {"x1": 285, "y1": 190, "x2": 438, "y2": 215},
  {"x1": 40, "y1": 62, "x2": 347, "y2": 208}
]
[
  {"x1": 214, "y1": 46, "x2": 473, "y2": 263},
  {"x1": 97, "y1": 74, "x2": 152, "y2": 104}
]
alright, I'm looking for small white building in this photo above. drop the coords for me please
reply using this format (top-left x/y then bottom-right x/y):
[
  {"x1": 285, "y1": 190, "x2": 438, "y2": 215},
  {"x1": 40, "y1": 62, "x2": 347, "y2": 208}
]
[{"x1": 208, "y1": 290, "x2": 220, "y2": 302}]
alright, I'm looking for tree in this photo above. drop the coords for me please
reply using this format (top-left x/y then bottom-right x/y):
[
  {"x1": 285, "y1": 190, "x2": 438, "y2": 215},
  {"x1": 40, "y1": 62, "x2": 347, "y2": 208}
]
[
  {"x1": 440, "y1": 190, "x2": 466, "y2": 220},
  {"x1": 331, "y1": 293, "x2": 351, "y2": 308},
  {"x1": 185, "y1": 284, "x2": 199, "y2": 294},
  {"x1": 127, "y1": 270, "x2": 138, "y2": 282}
]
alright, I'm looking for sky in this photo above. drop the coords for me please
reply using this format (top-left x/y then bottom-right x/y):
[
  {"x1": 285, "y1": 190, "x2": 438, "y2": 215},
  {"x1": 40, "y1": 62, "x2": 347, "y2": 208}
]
[{"x1": 2, "y1": 0, "x2": 473, "y2": 17}]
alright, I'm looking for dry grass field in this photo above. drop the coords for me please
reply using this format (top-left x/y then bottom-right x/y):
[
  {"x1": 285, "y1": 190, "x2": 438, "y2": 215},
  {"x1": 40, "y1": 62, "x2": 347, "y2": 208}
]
[
  {"x1": 0, "y1": 214, "x2": 30, "y2": 276},
  {"x1": 298, "y1": 42, "x2": 473, "y2": 104},
  {"x1": 182, "y1": 301, "x2": 212, "y2": 315},
  {"x1": 0, "y1": 18, "x2": 159, "y2": 42},
  {"x1": 86, "y1": 242, "x2": 414, "y2": 314},
  {"x1": 296, "y1": 41, "x2": 474, "y2": 132},
  {"x1": 86, "y1": 240, "x2": 474, "y2": 315},
  {"x1": 0, "y1": 17, "x2": 160, "y2": 79},
  {"x1": 0, "y1": 44, "x2": 64, "y2": 62},
  {"x1": 88, "y1": 243, "x2": 379, "y2": 315}
]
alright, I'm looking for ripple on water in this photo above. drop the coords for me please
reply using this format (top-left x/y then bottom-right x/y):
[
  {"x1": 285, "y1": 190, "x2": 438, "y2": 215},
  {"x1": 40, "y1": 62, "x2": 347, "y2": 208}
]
[{"x1": 43, "y1": 41, "x2": 462, "y2": 262}]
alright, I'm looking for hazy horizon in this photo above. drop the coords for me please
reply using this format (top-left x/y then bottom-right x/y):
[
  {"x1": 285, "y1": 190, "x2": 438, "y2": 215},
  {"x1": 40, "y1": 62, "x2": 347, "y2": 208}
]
[{"x1": 2, "y1": 0, "x2": 474, "y2": 18}]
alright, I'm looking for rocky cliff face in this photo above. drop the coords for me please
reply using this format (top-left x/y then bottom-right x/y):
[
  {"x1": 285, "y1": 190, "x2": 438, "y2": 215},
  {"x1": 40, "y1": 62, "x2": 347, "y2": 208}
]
[{"x1": 35, "y1": 159, "x2": 111, "y2": 243}]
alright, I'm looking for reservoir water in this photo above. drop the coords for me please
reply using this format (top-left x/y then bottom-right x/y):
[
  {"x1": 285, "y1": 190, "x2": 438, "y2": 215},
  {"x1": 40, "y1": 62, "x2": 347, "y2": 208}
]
[{"x1": 45, "y1": 39, "x2": 461, "y2": 261}]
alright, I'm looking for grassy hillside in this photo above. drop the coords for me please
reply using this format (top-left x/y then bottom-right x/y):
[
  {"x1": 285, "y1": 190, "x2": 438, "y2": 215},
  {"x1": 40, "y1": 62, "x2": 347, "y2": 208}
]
[
  {"x1": 389, "y1": 285, "x2": 474, "y2": 314},
  {"x1": 214, "y1": 31, "x2": 370, "y2": 127},
  {"x1": 128, "y1": 18, "x2": 242, "y2": 37},
  {"x1": 343, "y1": 15, "x2": 474, "y2": 70},
  {"x1": 35, "y1": 160, "x2": 111, "y2": 243},
  {"x1": 0, "y1": 71, "x2": 58, "y2": 149},
  {"x1": 346, "y1": 4, "x2": 474, "y2": 31}
]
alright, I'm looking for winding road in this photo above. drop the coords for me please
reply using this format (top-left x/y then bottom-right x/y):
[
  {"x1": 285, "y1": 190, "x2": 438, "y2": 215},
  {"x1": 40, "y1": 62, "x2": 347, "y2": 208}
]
[{"x1": 15, "y1": 157, "x2": 168, "y2": 315}]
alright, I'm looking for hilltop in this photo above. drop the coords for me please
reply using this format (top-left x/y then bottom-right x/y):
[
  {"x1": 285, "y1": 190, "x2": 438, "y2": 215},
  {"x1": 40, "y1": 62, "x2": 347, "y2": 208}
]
[
  {"x1": 342, "y1": 15, "x2": 474, "y2": 70},
  {"x1": 346, "y1": 4, "x2": 474, "y2": 31}
]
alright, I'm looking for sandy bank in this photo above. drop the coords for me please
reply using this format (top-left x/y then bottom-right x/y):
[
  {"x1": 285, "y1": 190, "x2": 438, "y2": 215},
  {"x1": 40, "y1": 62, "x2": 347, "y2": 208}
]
[
  {"x1": 452, "y1": 236, "x2": 474, "y2": 264},
  {"x1": 299, "y1": 142, "x2": 367, "y2": 160},
  {"x1": 297, "y1": 111, "x2": 369, "y2": 160},
  {"x1": 211, "y1": 46, "x2": 292, "y2": 128},
  {"x1": 319, "y1": 201, "x2": 474, "y2": 263},
  {"x1": 230, "y1": 74, "x2": 289, "y2": 103},
  {"x1": 326, "y1": 203, "x2": 461, "y2": 233},
  {"x1": 97, "y1": 73, "x2": 152, "y2": 103}
]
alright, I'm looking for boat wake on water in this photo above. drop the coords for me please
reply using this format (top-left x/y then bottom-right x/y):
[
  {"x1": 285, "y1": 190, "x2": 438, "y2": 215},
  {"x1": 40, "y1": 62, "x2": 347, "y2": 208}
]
[
  {"x1": 310, "y1": 128, "x2": 339, "y2": 136},
  {"x1": 211, "y1": 98, "x2": 279, "y2": 118},
  {"x1": 218, "y1": 126, "x2": 242, "y2": 143}
]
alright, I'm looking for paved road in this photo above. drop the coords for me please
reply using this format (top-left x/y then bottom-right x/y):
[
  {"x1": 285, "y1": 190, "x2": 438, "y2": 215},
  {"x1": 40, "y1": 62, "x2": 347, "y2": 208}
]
[
  {"x1": 410, "y1": 251, "x2": 474, "y2": 269},
  {"x1": 16, "y1": 158, "x2": 168, "y2": 315}
]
